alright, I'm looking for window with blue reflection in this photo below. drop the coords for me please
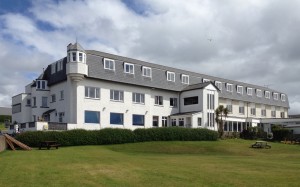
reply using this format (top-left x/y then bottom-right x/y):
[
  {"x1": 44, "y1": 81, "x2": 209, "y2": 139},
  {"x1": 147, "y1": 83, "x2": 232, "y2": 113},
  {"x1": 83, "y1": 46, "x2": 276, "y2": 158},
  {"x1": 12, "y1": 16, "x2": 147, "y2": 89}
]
[
  {"x1": 85, "y1": 111, "x2": 100, "y2": 123},
  {"x1": 110, "y1": 113, "x2": 123, "y2": 125},
  {"x1": 132, "y1": 114, "x2": 144, "y2": 126}
]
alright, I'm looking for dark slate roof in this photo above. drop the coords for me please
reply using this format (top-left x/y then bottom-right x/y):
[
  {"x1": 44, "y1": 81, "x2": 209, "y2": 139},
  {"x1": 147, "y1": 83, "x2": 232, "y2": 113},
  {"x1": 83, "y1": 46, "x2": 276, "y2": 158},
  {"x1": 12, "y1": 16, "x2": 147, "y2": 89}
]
[
  {"x1": 67, "y1": 43, "x2": 85, "y2": 52},
  {"x1": 170, "y1": 111, "x2": 202, "y2": 116},
  {"x1": 43, "y1": 57, "x2": 67, "y2": 86},
  {"x1": 85, "y1": 50, "x2": 289, "y2": 108}
]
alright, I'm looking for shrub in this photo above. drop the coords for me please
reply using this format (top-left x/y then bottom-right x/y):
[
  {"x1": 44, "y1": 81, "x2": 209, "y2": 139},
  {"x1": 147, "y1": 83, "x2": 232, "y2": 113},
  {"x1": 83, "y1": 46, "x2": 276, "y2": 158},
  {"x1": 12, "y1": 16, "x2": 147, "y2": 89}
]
[
  {"x1": 16, "y1": 127, "x2": 218, "y2": 147},
  {"x1": 134, "y1": 127, "x2": 218, "y2": 142},
  {"x1": 240, "y1": 127, "x2": 267, "y2": 140}
]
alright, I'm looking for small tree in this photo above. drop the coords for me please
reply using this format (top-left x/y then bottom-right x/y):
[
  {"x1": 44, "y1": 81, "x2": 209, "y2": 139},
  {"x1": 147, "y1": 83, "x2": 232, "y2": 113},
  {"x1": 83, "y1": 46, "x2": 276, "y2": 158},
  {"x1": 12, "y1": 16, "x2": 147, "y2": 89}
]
[{"x1": 215, "y1": 105, "x2": 228, "y2": 138}]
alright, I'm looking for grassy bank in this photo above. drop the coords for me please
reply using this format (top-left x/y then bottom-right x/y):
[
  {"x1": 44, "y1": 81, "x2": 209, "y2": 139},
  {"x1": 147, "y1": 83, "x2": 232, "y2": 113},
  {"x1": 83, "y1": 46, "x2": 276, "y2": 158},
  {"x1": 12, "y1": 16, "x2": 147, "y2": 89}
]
[
  {"x1": 0, "y1": 123, "x2": 6, "y2": 130},
  {"x1": 0, "y1": 139, "x2": 299, "y2": 187}
]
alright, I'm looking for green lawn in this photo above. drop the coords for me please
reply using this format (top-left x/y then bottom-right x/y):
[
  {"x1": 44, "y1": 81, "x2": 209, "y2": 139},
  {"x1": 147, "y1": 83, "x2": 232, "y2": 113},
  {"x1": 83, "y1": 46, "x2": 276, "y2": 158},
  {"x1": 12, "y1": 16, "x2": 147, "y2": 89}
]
[
  {"x1": 0, "y1": 123, "x2": 6, "y2": 130},
  {"x1": 1, "y1": 139, "x2": 299, "y2": 187}
]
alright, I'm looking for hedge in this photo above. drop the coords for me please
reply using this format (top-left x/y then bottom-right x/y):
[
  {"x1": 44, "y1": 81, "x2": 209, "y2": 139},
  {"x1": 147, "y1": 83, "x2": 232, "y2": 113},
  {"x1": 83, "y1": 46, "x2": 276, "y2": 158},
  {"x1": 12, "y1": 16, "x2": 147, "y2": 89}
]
[{"x1": 16, "y1": 127, "x2": 218, "y2": 147}]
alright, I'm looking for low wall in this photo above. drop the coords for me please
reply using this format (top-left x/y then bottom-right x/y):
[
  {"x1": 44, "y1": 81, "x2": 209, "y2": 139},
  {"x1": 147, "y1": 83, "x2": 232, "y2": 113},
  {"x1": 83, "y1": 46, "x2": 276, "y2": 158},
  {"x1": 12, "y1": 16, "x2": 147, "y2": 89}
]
[{"x1": 0, "y1": 135, "x2": 6, "y2": 152}]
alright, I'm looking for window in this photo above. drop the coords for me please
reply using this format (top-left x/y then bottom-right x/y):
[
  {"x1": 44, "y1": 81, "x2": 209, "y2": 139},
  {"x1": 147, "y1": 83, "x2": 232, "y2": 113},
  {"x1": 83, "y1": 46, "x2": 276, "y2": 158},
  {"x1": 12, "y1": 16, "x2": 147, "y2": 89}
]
[
  {"x1": 281, "y1": 94, "x2": 286, "y2": 101},
  {"x1": 167, "y1": 71, "x2": 175, "y2": 82},
  {"x1": 198, "y1": 118, "x2": 202, "y2": 126},
  {"x1": 85, "y1": 87, "x2": 100, "y2": 99},
  {"x1": 207, "y1": 94, "x2": 215, "y2": 110},
  {"x1": 59, "y1": 112, "x2": 64, "y2": 123},
  {"x1": 104, "y1": 58, "x2": 115, "y2": 70},
  {"x1": 184, "y1": 96, "x2": 198, "y2": 105},
  {"x1": 207, "y1": 113, "x2": 215, "y2": 127},
  {"x1": 203, "y1": 78, "x2": 210, "y2": 83},
  {"x1": 182, "y1": 74, "x2": 189, "y2": 84},
  {"x1": 215, "y1": 81, "x2": 222, "y2": 91},
  {"x1": 226, "y1": 83, "x2": 233, "y2": 92},
  {"x1": 85, "y1": 111, "x2": 100, "y2": 123},
  {"x1": 271, "y1": 111, "x2": 276, "y2": 117},
  {"x1": 124, "y1": 63, "x2": 134, "y2": 74},
  {"x1": 237, "y1": 86, "x2": 243, "y2": 94},
  {"x1": 153, "y1": 116, "x2": 159, "y2": 127},
  {"x1": 79, "y1": 53, "x2": 83, "y2": 62},
  {"x1": 142, "y1": 67, "x2": 152, "y2": 77},
  {"x1": 227, "y1": 105, "x2": 233, "y2": 113},
  {"x1": 41, "y1": 97, "x2": 48, "y2": 107},
  {"x1": 51, "y1": 94, "x2": 56, "y2": 102},
  {"x1": 261, "y1": 109, "x2": 266, "y2": 117},
  {"x1": 273, "y1": 93, "x2": 279, "y2": 100},
  {"x1": 57, "y1": 60, "x2": 63, "y2": 71},
  {"x1": 280, "y1": 112, "x2": 285, "y2": 118},
  {"x1": 155, "y1": 96, "x2": 163, "y2": 106},
  {"x1": 170, "y1": 98, "x2": 178, "y2": 107},
  {"x1": 60, "y1": 90, "x2": 64, "y2": 100},
  {"x1": 51, "y1": 63, "x2": 56, "y2": 74},
  {"x1": 171, "y1": 119, "x2": 176, "y2": 126},
  {"x1": 110, "y1": 113, "x2": 123, "y2": 125},
  {"x1": 37, "y1": 80, "x2": 47, "y2": 90},
  {"x1": 132, "y1": 93, "x2": 145, "y2": 104},
  {"x1": 72, "y1": 52, "x2": 76, "y2": 61},
  {"x1": 12, "y1": 104, "x2": 21, "y2": 114},
  {"x1": 162, "y1": 116, "x2": 167, "y2": 127},
  {"x1": 132, "y1": 114, "x2": 144, "y2": 126},
  {"x1": 239, "y1": 106, "x2": 245, "y2": 114},
  {"x1": 32, "y1": 97, "x2": 36, "y2": 107},
  {"x1": 265, "y1": 91, "x2": 270, "y2": 99},
  {"x1": 26, "y1": 99, "x2": 31, "y2": 106},
  {"x1": 247, "y1": 88, "x2": 253, "y2": 96},
  {"x1": 110, "y1": 90, "x2": 124, "y2": 101},
  {"x1": 179, "y1": 118, "x2": 184, "y2": 126},
  {"x1": 256, "y1": 89, "x2": 262, "y2": 97}
]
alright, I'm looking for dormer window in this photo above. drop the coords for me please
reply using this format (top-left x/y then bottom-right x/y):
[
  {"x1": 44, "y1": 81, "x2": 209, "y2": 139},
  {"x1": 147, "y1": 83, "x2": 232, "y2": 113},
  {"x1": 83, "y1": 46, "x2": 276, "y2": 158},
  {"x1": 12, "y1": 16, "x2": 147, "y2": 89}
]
[
  {"x1": 237, "y1": 85, "x2": 243, "y2": 94},
  {"x1": 37, "y1": 80, "x2": 47, "y2": 90},
  {"x1": 274, "y1": 93, "x2": 279, "y2": 100},
  {"x1": 247, "y1": 88, "x2": 253, "y2": 96},
  {"x1": 167, "y1": 71, "x2": 175, "y2": 82},
  {"x1": 215, "y1": 81, "x2": 222, "y2": 91},
  {"x1": 142, "y1": 66, "x2": 152, "y2": 77},
  {"x1": 203, "y1": 79, "x2": 210, "y2": 83},
  {"x1": 124, "y1": 63, "x2": 134, "y2": 74},
  {"x1": 51, "y1": 63, "x2": 56, "y2": 74},
  {"x1": 281, "y1": 94, "x2": 286, "y2": 102},
  {"x1": 265, "y1": 91, "x2": 270, "y2": 99},
  {"x1": 226, "y1": 83, "x2": 233, "y2": 92},
  {"x1": 104, "y1": 58, "x2": 115, "y2": 71},
  {"x1": 256, "y1": 89, "x2": 262, "y2": 97},
  {"x1": 182, "y1": 74, "x2": 189, "y2": 84},
  {"x1": 57, "y1": 59, "x2": 63, "y2": 71}
]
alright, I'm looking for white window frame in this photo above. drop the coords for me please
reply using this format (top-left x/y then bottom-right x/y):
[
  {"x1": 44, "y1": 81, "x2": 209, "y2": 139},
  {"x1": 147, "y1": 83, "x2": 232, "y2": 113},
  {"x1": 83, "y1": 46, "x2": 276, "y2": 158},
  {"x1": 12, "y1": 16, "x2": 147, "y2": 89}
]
[
  {"x1": 124, "y1": 62, "x2": 134, "y2": 74},
  {"x1": 104, "y1": 58, "x2": 115, "y2": 71},
  {"x1": 85, "y1": 87, "x2": 100, "y2": 99},
  {"x1": 51, "y1": 63, "x2": 56, "y2": 74},
  {"x1": 110, "y1": 90, "x2": 124, "y2": 102},
  {"x1": 167, "y1": 71, "x2": 175, "y2": 82},
  {"x1": 155, "y1": 96, "x2": 163, "y2": 106},
  {"x1": 247, "y1": 88, "x2": 253, "y2": 96},
  {"x1": 170, "y1": 98, "x2": 178, "y2": 108},
  {"x1": 142, "y1": 66, "x2": 152, "y2": 78},
  {"x1": 273, "y1": 93, "x2": 279, "y2": 100},
  {"x1": 265, "y1": 91, "x2": 270, "y2": 99},
  {"x1": 78, "y1": 52, "x2": 83, "y2": 62},
  {"x1": 181, "y1": 74, "x2": 189, "y2": 84},
  {"x1": 281, "y1": 94, "x2": 286, "y2": 102},
  {"x1": 215, "y1": 81, "x2": 222, "y2": 91},
  {"x1": 132, "y1": 93, "x2": 145, "y2": 104},
  {"x1": 226, "y1": 83, "x2": 233, "y2": 92},
  {"x1": 256, "y1": 89, "x2": 262, "y2": 97},
  {"x1": 237, "y1": 86, "x2": 243, "y2": 94}
]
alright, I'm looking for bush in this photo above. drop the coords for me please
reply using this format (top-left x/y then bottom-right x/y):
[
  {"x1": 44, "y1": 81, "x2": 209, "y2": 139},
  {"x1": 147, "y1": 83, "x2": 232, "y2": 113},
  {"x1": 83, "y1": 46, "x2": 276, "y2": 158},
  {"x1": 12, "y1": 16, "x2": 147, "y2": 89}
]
[
  {"x1": 134, "y1": 127, "x2": 218, "y2": 142},
  {"x1": 16, "y1": 127, "x2": 218, "y2": 147},
  {"x1": 240, "y1": 127, "x2": 267, "y2": 140}
]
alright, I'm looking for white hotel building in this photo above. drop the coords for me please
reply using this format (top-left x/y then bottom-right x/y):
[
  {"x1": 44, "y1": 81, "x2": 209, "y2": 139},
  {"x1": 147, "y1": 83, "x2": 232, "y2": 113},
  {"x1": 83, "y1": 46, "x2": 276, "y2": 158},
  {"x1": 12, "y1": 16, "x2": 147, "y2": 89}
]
[{"x1": 11, "y1": 43, "x2": 289, "y2": 132}]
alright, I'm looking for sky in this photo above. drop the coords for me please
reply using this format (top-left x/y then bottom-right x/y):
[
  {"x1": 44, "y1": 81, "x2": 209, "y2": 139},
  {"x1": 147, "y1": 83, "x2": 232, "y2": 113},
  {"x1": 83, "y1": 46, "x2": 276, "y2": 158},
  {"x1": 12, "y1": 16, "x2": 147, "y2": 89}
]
[{"x1": 0, "y1": 0, "x2": 299, "y2": 114}]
